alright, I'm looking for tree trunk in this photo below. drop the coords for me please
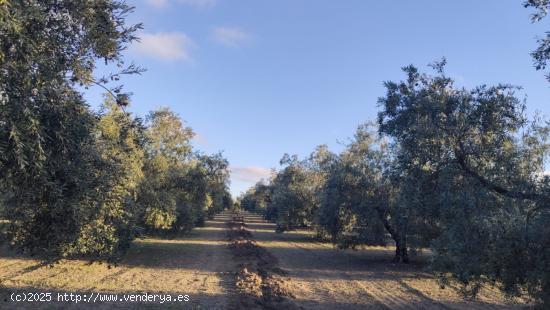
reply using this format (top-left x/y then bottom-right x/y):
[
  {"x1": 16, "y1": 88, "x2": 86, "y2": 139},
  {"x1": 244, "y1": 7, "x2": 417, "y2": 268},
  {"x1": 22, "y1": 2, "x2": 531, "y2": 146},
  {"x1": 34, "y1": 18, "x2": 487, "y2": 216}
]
[
  {"x1": 375, "y1": 206, "x2": 409, "y2": 263},
  {"x1": 396, "y1": 234, "x2": 409, "y2": 263}
]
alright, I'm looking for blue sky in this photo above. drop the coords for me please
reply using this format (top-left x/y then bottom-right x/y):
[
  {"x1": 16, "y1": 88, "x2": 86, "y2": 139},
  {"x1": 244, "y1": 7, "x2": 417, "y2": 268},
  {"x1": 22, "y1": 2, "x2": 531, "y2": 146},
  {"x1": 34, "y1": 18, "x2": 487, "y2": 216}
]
[{"x1": 84, "y1": 0, "x2": 550, "y2": 197}]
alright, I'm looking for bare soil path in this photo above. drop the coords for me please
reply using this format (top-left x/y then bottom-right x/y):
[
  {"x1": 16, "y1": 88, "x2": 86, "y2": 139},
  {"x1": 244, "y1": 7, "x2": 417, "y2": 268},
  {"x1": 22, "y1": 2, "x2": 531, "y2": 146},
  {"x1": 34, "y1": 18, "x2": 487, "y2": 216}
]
[
  {"x1": 0, "y1": 211, "x2": 529, "y2": 309},
  {"x1": 240, "y1": 212, "x2": 527, "y2": 310},
  {"x1": 0, "y1": 211, "x2": 238, "y2": 309}
]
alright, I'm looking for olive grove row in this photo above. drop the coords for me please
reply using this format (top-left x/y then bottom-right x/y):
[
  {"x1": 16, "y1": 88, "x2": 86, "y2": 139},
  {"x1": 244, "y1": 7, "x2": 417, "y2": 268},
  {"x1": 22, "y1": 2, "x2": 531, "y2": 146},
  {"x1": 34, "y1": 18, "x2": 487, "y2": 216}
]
[
  {"x1": 240, "y1": 62, "x2": 550, "y2": 306},
  {"x1": 0, "y1": 1, "x2": 232, "y2": 261}
]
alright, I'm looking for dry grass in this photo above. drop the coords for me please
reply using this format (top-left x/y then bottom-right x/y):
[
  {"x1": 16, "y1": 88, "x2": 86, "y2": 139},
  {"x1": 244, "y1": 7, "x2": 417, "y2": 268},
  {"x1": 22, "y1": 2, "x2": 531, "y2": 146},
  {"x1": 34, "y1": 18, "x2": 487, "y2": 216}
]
[
  {"x1": 243, "y1": 212, "x2": 528, "y2": 310},
  {"x1": 0, "y1": 214, "x2": 236, "y2": 309},
  {"x1": 0, "y1": 212, "x2": 532, "y2": 309}
]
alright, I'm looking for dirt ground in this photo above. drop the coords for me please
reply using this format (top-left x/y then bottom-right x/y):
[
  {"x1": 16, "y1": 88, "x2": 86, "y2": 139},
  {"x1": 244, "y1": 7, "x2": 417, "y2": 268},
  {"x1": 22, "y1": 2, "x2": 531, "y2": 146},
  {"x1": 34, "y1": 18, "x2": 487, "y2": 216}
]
[
  {"x1": 242, "y1": 212, "x2": 528, "y2": 310},
  {"x1": 0, "y1": 212, "x2": 237, "y2": 309},
  {"x1": 0, "y1": 211, "x2": 529, "y2": 309}
]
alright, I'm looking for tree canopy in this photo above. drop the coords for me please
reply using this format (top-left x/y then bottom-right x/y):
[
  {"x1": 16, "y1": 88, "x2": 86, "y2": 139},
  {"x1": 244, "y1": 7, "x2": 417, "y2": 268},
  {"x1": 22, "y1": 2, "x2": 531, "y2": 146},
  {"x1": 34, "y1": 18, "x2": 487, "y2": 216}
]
[
  {"x1": 0, "y1": 1, "x2": 231, "y2": 262},
  {"x1": 240, "y1": 62, "x2": 550, "y2": 307}
]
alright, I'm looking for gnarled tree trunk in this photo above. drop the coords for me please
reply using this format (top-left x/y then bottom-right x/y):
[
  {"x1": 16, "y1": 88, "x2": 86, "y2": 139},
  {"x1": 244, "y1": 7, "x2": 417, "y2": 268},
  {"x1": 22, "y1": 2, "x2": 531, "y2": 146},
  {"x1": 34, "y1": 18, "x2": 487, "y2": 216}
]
[{"x1": 376, "y1": 206, "x2": 409, "y2": 263}]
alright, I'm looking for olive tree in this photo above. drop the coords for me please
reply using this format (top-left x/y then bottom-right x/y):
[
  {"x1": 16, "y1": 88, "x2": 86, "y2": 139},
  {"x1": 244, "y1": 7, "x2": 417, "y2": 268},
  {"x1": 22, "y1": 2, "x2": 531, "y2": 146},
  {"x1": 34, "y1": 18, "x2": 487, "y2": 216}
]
[
  {"x1": 268, "y1": 154, "x2": 318, "y2": 232},
  {"x1": 70, "y1": 96, "x2": 146, "y2": 259},
  {"x1": 316, "y1": 124, "x2": 410, "y2": 262},
  {"x1": 138, "y1": 108, "x2": 232, "y2": 233},
  {"x1": 138, "y1": 107, "x2": 195, "y2": 233},
  {"x1": 377, "y1": 61, "x2": 550, "y2": 306},
  {"x1": 0, "y1": 0, "x2": 142, "y2": 260},
  {"x1": 525, "y1": 0, "x2": 550, "y2": 82}
]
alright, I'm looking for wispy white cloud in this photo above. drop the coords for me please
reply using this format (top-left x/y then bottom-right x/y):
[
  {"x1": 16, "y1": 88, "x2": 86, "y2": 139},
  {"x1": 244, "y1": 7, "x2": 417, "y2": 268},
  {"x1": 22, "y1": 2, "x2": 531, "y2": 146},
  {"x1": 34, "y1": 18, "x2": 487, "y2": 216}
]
[
  {"x1": 144, "y1": 0, "x2": 217, "y2": 9},
  {"x1": 133, "y1": 32, "x2": 194, "y2": 61},
  {"x1": 210, "y1": 26, "x2": 251, "y2": 47},
  {"x1": 231, "y1": 166, "x2": 271, "y2": 183}
]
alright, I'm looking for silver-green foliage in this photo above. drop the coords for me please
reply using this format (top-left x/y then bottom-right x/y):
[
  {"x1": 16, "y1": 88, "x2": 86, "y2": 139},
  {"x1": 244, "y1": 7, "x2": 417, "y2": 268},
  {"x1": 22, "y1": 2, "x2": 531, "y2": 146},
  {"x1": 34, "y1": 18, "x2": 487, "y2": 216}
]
[
  {"x1": 241, "y1": 61, "x2": 550, "y2": 306},
  {"x1": 137, "y1": 108, "x2": 231, "y2": 234},
  {"x1": 0, "y1": 0, "x2": 143, "y2": 261},
  {"x1": 377, "y1": 62, "x2": 550, "y2": 306}
]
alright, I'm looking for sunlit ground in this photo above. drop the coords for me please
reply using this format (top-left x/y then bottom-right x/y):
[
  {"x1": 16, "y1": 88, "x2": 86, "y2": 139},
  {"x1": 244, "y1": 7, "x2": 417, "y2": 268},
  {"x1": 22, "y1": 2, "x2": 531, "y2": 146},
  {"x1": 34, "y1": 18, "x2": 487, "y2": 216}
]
[
  {"x1": 241, "y1": 213, "x2": 528, "y2": 310},
  {"x1": 0, "y1": 214, "x2": 236, "y2": 309},
  {"x1": 0, "y1": 212, "x2": 529, "y2": 309}
]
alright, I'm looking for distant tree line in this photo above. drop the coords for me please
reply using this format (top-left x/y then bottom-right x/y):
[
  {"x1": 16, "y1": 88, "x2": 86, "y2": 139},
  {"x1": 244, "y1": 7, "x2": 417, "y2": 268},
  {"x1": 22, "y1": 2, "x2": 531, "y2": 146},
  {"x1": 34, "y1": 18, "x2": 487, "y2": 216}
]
[
  {"x1": 0, "y1": 1, "x2": 232, "y2": 262},
  {"x1": 240, "y1": 61, "x2": 550, "y2": 307}
]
